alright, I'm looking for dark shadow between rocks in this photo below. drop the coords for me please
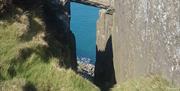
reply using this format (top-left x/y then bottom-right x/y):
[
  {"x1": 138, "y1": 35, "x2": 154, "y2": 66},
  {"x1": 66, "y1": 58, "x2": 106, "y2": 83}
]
[{"x1": 94, "y1": 36, "x2": 116, "y2": 91}]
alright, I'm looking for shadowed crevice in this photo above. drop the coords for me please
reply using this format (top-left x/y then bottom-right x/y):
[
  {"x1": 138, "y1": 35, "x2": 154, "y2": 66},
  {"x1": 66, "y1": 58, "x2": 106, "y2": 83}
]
[
  {"x1": 43, "y1": 0, "x2": 77, "y2": 71},
  {"x1": 94, "y1": 36, "x2": 116, "y2": 91}
]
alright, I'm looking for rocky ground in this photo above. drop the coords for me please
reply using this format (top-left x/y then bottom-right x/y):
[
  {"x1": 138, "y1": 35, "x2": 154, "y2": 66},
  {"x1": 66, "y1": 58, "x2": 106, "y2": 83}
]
[{"x1": 77, "y1": 59, "x2": 95, "y2": 81}]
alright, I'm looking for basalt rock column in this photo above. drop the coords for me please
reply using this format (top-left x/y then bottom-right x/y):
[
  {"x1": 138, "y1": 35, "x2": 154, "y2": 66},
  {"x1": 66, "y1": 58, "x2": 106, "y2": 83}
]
[
  {"x1": 94, "y1": 4, "x2": 116, "y2": 90},
  {"x1": 112, "y1": 0, "x2": 180, "y2": 87},
  {"x1": 95, "y1": 0, "x2": 180, "y2": 88}
]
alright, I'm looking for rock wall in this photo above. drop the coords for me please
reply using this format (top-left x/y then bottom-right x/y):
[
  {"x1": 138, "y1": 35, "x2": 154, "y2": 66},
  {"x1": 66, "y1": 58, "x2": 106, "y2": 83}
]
[
  {"x1": 95, "y1": 0, "x2": 180, "y2": 88},
  {"x1": 43, "y1": 0, "x2": 77, "y2": 70},
  {"x1": 94, "y1": 9, "x2": 116, "y2": 90}
]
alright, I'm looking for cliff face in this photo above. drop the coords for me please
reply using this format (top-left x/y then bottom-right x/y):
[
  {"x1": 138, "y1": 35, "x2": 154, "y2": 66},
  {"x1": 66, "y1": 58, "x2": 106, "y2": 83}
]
[
  {"x1": 95, "y1": 0, "x2": 180, "y2": 88},
  {"x1": 43, "y1": 0, "x2": 77, "y2": 70},
  {"x1": 0, "y1": 0, "x2": 100, "y2": 91},
  {"x1": 94, "y1": 9, "x2": 116, "y2": 90}
]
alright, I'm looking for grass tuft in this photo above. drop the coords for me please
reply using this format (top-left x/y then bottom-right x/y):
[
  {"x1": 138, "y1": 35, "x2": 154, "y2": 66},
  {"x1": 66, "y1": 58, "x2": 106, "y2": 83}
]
[{"x1": 111, "y1": 76, "x2": 180, "y2": 91}]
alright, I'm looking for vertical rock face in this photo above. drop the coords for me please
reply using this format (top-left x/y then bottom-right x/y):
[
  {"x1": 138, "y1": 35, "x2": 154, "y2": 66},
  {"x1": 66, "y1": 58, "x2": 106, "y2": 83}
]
[
  {"x1": 43, "y1": 0, "x2": 77, "y2": 70},
  {"x1": 94, "y1": 7, "x2": 116, "y2": 90},
  {"x1": 113, "y1": 0, "x2": 180, "y2": 86},
  {"x1": 95, "y1": 0, "x2": 180, "y2": 88}
]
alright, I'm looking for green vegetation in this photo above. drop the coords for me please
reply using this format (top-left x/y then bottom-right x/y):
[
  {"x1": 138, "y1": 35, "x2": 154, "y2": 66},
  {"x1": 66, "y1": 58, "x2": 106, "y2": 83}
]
[
  {"x1": 111, "y1": 76, "x2": 180, "y2": 91},
  {"x1": 0, "y1": 12, "x2": 179, "y2": 91},
  {"x1": 0, "y1": 1, "x2": 179, "y2": 91},
  {"x1": 0, "y1": 9, "x2": 99, "y2": 91}
]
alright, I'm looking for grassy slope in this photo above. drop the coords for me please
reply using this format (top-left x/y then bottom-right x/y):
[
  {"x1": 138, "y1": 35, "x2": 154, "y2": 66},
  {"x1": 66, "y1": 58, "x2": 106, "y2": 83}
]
[
  {"x1": 111, "y1": 76, "x2": 180, "y2": 91},
  {"x1": 0, "y1": 4, "x2": 179, "y2": 91},
  {"x1": 0, "y1": 10, "x2": 99, "y2": 91},
  {"x1": 0, "y1": 15, "x2": 176, "y2": 91}
]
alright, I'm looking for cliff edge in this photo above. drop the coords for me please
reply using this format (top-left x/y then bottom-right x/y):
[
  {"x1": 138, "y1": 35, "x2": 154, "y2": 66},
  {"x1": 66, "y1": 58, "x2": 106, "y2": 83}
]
[{"x1": 0, "y1": 0, "x2": 99, "y2": 91}]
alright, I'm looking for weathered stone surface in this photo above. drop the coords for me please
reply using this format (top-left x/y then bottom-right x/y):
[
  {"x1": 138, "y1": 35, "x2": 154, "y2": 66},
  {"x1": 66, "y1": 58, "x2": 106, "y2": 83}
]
[
  {"x1": 94, "y1": 9, "x2": 116, "y2": 90},
  {"x1": 112, "y1": 0, "x2": 180, "y2": 87},
  {"x1": 71, "y1": 0, "x2": 110, "y2": 9},
  {"x1": 95, "y1": 0, "x2": 180, "y2": 88}
]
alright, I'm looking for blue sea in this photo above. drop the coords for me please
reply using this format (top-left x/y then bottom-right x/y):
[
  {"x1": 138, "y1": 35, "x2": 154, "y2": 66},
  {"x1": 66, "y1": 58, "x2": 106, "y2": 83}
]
[{"x1": 71, "y1": 3, "x2": 99, "y2": 64}]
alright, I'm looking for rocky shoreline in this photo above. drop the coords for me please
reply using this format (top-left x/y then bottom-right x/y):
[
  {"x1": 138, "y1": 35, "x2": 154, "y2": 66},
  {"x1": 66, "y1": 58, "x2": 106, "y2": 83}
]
[{"x1": 77, "y1": 58, "x2": 95, "y2": 81}]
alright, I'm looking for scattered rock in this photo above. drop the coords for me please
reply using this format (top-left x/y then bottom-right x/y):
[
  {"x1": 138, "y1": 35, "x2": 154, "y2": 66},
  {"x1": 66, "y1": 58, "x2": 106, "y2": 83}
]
[{"x1": 77, "y1": 60, "x2": 95, "y2": 81}]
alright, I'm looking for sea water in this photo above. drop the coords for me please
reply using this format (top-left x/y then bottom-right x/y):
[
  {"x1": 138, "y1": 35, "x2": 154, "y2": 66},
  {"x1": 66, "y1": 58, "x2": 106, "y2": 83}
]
[{"x1": 71, "y1": 2, "x2": 99, "y2": 64}]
